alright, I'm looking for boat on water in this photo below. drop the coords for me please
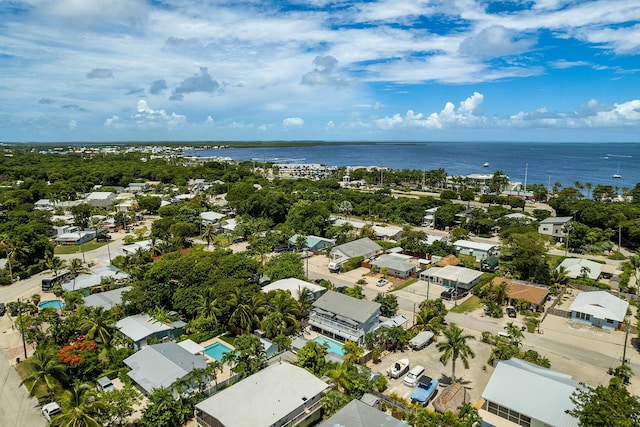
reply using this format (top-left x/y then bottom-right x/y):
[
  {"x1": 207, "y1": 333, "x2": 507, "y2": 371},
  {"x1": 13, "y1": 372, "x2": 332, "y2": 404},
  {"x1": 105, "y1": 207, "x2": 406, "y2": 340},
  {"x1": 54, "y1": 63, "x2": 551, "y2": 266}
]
[
  {"x1": 483, "y1": 162, "x2": 489, "y2": 167},
  {"x1": 613, "y1": 164, "x2": 621, "y2": 179}
]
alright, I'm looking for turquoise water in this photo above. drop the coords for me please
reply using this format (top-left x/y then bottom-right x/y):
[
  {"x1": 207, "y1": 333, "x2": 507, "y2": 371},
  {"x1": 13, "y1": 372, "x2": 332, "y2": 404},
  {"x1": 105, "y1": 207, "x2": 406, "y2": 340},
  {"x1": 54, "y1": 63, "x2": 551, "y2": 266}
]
[
  {"x1": 312, "y1": 336, "x2": 346, "y2": 356},
  {"x1": 204, "y1": 342, "x2": 233, "y2": 362},
  {"x1": 38, "y1": 300, "x2": 64, "y2": 309}
]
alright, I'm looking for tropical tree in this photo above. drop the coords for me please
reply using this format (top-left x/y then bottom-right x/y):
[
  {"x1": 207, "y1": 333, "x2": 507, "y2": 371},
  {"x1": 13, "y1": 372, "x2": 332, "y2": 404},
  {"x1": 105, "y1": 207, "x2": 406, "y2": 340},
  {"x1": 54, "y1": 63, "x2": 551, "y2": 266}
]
[
  {"x1": 201, "y1": 224, "x2": 217, "y2": 248},
  {"x1": 196, "y1": 289, "x2": 220, "y2": 324},
  {"x1": 21, "y1": 348, "x2": 67, "y2": 398},
  {"x1": 53, "y1": 382, "x2": 103, "y2": 427},
  {"x1": 228, "y1": 290, "x2": 263, "y2": 335},
  {"x1": 296, "y1": 341, "x2": 327, "y2": 375},
  {"x1": 373, "y1": 293, "x2": 398, "y2": 317},
  {"x1": 79, "y1": 307, "x2": 115, "y2": 346},
  {"x1": 46, "y1": 254, "x2": 67, "y2": 278},
  {"x1": 436, "y1": 323, "x2": 476, "y2": 382},
  {"x1": 141, "y1": 387, "x2": 190, "y2": 427},
  {"x1": 68, "y1": 258, "x2": 90, "y2": 292},
  {"x1": 342, "y1": 341, "x2": 364, "y2": 365},
  {"x1": 568, "y1": 380, "x2": 640, "y2": 426},
  {"x1": 504, "y1": 322, "x2": 524, "y2": 347},
  {"x1": 0, "y1": 235, "x2": 29, "y2": 282},
  {"x1": 415, "y1": 299, "x2": 447, "y2": 334},
  {"x1": 338, "y1": 200, "x2": 353, "y2": 219}
]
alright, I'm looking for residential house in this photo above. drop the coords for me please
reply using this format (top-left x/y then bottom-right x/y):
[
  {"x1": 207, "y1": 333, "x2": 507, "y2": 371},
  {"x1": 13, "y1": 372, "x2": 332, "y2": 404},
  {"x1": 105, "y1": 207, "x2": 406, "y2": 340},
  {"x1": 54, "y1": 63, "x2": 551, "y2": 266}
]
[
  {"x1": 422, "y1": 207, "x2": 438, "y2": 227},
  {"x1": 54, "y1": 229, "x2": 96, "y2": 246},
  {"x1": 85, "y1": 191, "x2": 116, "y2": 209},
  {"x1": 123, "y1": 342, "x2": 208, "y2": 397},
  {"x1": 195, "y1": 362, "x2": 329, "y2": 427},
  {"x1": 454, "y1": 240, "x2": 499, "y2": 262},
  {"x1": 82, "y1": 286, "x2": 132, "y2": 310},
  {"x1": 200, "y1": 211, "x2": 226, "y2": 225},
  {"x1": 503, "y1": 212, "x2": 536, "y2": 223},
  {"x1": 569, "y1": 291, "x2": 628, "y2": 330},
  {"x1": 122, "y1": 239, "x2": 164, "y2": 256},
  {"x1": 34, "y1": 199, "x2": 55, "y2": 210},
  {"x1": 116, "y1": 313, "x2": 186, "y2": 351},
  {"x1": 419, "y1": 265, "x2": 483, "y2": 292},
  {"x1": 287, "y1": 234, "x2": 335, "y2": 251},
  {"x1": 490, "y1": 278, "x2": 548, "y2": 311},
  {"x1": 481, "y1": 358, "x2": 582, "y2": 427},
  {"x1": 538, "y1": 216, "x2": 572, "y2": 242},
  {"x1": 557, "y1": 258, "x2": 602, "y2": 280},
  {"x1": 309, "y1": 290, "x2": 381, "y2": 345},
  {"x1": 318, "y1": 398, "x2": 406, "y2": 427},
  {"x1": 62, "y1": 265, "x2": 129, "y2": 292},
  {"x1": 332, "y1": 219, "x2": 403, "y2": 241},
  {"x1": 371, "y1": 254, "x2": 417, "y2": 279},
  {"x1": 261, "y1": 278, "x2": 326, "y2": 300},
  {"x1": 260, "y1": 337, "x2": 279, "y2": 358},
  {"x1": 329, "y1": 237, "x2": 382, "y2": 263}
]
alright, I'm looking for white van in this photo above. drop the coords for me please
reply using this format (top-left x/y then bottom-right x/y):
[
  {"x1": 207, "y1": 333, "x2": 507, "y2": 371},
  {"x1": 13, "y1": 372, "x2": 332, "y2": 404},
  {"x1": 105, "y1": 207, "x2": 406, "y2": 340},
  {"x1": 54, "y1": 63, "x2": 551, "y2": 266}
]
[{"x1": 403, "y1": 365, "x2": 425, "y2": 387}]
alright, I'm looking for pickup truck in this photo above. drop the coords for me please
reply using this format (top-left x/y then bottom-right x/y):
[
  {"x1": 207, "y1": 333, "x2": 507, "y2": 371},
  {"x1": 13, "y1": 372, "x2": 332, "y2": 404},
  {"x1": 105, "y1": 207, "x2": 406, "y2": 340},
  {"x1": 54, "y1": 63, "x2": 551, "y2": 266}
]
[{"x1": 410, "y1": 375, "x2": 439, "y2": 406}]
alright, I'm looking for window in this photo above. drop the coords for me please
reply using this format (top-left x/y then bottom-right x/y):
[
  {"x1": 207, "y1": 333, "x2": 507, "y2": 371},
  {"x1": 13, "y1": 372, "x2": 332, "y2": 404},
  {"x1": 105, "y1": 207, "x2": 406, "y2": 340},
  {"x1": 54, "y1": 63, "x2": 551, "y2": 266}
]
[{"x1": 606, "y1": 318, "x2": 614, "y2": 324}]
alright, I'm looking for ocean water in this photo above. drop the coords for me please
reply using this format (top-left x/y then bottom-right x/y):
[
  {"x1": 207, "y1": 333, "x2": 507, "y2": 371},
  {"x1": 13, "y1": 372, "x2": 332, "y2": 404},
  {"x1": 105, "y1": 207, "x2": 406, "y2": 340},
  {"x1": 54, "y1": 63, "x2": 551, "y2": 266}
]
[{"x1": 186, "y1": 142, "x2": 639, "y2": 188}]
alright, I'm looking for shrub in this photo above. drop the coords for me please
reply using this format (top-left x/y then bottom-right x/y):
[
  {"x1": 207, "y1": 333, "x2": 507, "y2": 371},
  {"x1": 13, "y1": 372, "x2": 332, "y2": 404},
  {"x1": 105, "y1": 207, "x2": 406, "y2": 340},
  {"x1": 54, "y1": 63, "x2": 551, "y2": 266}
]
[{"x1": 342, "y1": 256, "x2": 364, "y2": 272}]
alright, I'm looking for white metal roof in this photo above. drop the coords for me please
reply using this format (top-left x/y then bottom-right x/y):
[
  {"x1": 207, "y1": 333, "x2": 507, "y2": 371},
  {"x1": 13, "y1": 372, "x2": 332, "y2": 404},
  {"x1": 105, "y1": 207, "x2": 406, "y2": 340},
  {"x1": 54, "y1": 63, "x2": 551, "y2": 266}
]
[
  {"x1": 482, "y1": 358, "x2": 581, "y2": 427},
  {"x1": 261, "y1": 278, "x2": 325, "y2": 297},
  {"x1": 116, "y1": 313, "x2": 173, "y2": 342},
  {"x1": 569, "y1": 291, "x2": 628, "y2": 322},
  {"x1": 557, "y1": 258, "x2": 602, "y2": 280},
  {"x1": 177, "y1": 339, "x2": 205, "y2": 355},
  {"x1": 196, "y1": 363, "x2": 329, "y2": 426},
  {"x1": 454, "y1": 239, "x2": 498, "y2": 252},
  {"x1": 425, "y1": 265, "x2": 483, "y2": 284}
]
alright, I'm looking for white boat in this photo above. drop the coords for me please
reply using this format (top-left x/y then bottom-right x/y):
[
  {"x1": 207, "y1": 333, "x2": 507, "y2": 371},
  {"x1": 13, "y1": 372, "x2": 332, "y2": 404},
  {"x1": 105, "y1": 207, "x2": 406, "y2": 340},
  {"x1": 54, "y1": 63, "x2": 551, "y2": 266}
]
[
  {"x1": 483, "y1": 162, "x2": 489, "y2": 167},
  {"x1": 613, "y1": 164, "x2": 621, "y2": 179},
  {"x1": 386, "y1": 358, "x2": 410, "y2": 379}
]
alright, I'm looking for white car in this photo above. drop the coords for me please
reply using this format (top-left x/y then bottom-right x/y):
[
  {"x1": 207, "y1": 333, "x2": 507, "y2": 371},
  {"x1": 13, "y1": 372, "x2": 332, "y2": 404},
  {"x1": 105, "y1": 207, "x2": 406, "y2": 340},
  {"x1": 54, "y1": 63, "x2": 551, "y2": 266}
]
[
  {"x1": 42, "y1": 402, "x2": 62, "y2": 421},
  {"x1": 376, "y1": 278, "x2": 389, "y2": 287}
]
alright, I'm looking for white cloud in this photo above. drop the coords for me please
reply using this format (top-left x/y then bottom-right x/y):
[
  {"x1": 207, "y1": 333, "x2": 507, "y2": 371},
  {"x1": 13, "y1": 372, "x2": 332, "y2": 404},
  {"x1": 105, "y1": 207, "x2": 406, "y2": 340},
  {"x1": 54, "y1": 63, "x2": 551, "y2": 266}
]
[
  {"x1": 205, "y1": 116, "x2": 214, "y2": 124},
  {"x1": 104, "y1": 100, "x2": 186, "y2": 130},
  {"x1": 68, "y1": 120, "x2": 77, "y2": 130},
  {"x1": 37, "y1": 0, "x2": 150, "y2": 30},
  {"x1": 283, "y1": 117, "x2": 304, "y2": 128}
]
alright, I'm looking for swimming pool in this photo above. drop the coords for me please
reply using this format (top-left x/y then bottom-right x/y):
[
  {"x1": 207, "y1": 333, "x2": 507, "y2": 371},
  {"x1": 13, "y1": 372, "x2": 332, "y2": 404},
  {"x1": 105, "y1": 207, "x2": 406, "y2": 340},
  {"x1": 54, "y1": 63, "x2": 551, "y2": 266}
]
[
  {"x1": 204, "y1": 342, "x2": 233, "y2": 362},
  {"x1": 38, "y1": 300, "x2": 65, "y2": 310},
  {"x1": 312, "y1": 336, "x2": 346, "y2": 356}
]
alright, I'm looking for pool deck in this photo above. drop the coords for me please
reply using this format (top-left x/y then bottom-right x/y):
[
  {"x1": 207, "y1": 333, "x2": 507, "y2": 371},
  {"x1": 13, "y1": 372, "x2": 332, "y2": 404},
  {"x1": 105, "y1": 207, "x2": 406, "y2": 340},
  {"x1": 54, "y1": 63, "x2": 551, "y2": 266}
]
[{"x1": 198, "y1": 336, "x2": 236, "y2": 383}]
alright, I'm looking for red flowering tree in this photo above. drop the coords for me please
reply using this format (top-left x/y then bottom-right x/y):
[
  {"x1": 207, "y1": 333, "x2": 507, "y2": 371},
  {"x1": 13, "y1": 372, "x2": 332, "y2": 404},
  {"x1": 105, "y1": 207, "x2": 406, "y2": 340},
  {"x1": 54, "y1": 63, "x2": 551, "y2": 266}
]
[{"x1": 58, "y1": 337, "x2": 99, "y2": 367}]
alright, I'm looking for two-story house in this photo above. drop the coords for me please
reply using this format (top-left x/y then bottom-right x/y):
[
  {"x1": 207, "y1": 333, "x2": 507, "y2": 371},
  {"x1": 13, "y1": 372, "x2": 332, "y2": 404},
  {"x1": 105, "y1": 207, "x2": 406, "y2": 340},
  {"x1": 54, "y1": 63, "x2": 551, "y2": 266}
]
[
  {"x1": 538, "y1": 216, "x2": 572, "y2": 242},
  {"x1": 309, "y1": 290, "x2": 381, "y2": 345}
]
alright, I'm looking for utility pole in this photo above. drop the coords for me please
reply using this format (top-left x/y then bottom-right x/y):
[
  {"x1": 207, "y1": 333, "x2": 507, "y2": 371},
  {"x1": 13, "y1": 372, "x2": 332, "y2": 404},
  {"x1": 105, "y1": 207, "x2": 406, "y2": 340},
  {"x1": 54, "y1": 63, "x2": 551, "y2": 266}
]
[{"x1": 17, "y1": 298, "x2": 28, "y2": 359}]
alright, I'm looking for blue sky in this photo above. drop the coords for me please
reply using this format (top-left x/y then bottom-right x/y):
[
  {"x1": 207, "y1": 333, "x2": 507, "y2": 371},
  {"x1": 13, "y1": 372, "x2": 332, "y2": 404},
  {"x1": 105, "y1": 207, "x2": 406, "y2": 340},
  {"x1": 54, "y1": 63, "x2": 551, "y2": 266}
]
[{"x1": 1, "y1": 0, "x2": 639, "y2": 143}]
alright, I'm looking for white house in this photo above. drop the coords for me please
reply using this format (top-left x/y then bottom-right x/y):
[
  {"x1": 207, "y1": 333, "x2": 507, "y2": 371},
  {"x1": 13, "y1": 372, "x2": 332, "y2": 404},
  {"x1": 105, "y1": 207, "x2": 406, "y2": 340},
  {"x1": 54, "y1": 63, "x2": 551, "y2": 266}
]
[
  {"x1": 370, "y1": 254, "x2": 417, "y2": 279},
  {"x1": 420, "y1": 265, "x2": 483, "y2": 291},
  {"x1": 85, "y1": 191, "x2": 116, "y2": 209},
  {"x1": 309, "y1": 290, "x2": 381, "y2": 345},
  {"x1": 481, "y1": 358, "x2": 582, "y2": 427},
  {"x1": 557, "y1": 258, "x2": 602, "y2": 280},
  {"x1": 538, "y1": 216, "x2": 572, "y2": 242},
  {"x1": 261, "y1": 278, "x2": 326, "y2": 300},
  {"x1": 454, "y1": 240, "x2": 499, "y2": 261},
  {"x1": 569, "y1": 291, "x2": 628, "y2": 330},
  {"x1": 195, "y1": 363, "x2": 329, "y2": 427},
  {"x1": 329, "y1": 237, "x2": 382, "y2": 263}
]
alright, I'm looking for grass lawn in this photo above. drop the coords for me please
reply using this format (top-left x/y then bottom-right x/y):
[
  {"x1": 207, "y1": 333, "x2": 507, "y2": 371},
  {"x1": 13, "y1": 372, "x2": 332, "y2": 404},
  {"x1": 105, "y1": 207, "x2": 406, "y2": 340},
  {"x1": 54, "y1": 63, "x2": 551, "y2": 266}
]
[
  {"x1": 449, "y1": 295, "x2": 483, "y2": 314},
  {"x1": 54, "y1": 241, "x2": 106, "y2": 255},
  {"x1": 219, "y1": 335, "x2": 237, "y2": 346},
  {"x1": 390, "y1": 278, "x2": 418, "y2": 292},
  {"x1": 15, "y1": 360, "x2": 49, "y2": 402}
]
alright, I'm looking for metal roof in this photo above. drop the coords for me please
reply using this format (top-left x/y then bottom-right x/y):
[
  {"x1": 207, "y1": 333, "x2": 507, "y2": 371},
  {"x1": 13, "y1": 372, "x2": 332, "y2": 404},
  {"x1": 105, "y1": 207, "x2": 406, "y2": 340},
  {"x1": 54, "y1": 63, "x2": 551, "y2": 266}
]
[
  {"x1": 331, "y1": 237, "x2": 382, "y2": 259},
  {"x1": 557, "y1": 258, "x2": 602, "y2": 280},
  {"x1": 539, "y1": 216, "x2": 572, "y2": 224},
  {"x1": 454, "y1": 239, "x2": 499, "y2": 251},
  {"x1": 318, "y1": 399, "x2": 406, "y2": 427},
  {"x1": 569, "y1": 291, "x2": 628, "y2": 322},
  {"x1": 196, "y1": 362, "x2": 329, "y2": 427},
  {"x1": 83, "y1": 286, "x2": 131, "y2": 310},
  {"x1": 426, "y1": 265, "x2": 483, "y2": 284},
  {"x1": 116, "y1": 313, "x2": 173, "y2": 342},
  {"x1": 124, "y1": 343, "x2": 208, "y2": 394},
  {"x1": 482, "y1": 359, "x2": 581, "y2": 427},
  {"x1": 261, "y1": 278, "x2": 325, "y2": 297},
  {"x1": 312, "y1": 290, "x2": 380, "y2": 324}
]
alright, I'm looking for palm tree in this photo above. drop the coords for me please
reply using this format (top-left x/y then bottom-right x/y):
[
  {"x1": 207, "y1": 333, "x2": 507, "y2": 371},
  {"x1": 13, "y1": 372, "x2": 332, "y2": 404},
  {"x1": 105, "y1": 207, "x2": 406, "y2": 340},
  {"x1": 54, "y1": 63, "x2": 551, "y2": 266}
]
[
  {"x1": 504, "y1": 322, "x2": 524, "y2": 346},
  {"x1": 268, "y1": 291, "x2": 300, "y2": 331},
  {"x1": 338, "y1": 200, "x2": 353, "y2": 219},
  {"x1": 201, "y1": 224, "x2": 217, "y2": 248},
  {"x1": 205, "y1": 360, "x2": 224, "y2": 387},
  {"x1": 46, "y1": 254, "x2": 67, "y2": 278},
  {"x1": 68, "y1": 258, "x2": 90, "y2": 291},
  {"x1": 436, "y1": 323, "x2": 476, "y2": 383},
  {"x1": 79, "y1": 308, "x2": 115, "y2": 346},
  {"x1": 20, "y1": 348, "x2": 67, "y2": 398},
  {"x1": 55, "y1": 382, "x2": 104, "y2": 427},
  {"x1": 196, "y1": 289, "x2": 220, "y2": 324},
  {"x1": 0, "y1": 235, "x2": 29, "y2": 282}
]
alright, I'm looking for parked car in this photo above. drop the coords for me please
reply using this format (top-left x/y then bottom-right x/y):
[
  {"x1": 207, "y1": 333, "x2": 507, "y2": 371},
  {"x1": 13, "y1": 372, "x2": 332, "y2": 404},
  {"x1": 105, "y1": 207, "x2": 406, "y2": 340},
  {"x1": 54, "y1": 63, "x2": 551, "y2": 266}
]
[
  {"x1": 440, "y1": 290, "x2": 468, "y2": 301},
  {"x1": 42, "y1": 402, "x2": 62, "y2": 421},
  {"x1": 96, "y1": 376, "x2": 115, "y2": 392},
  {"x1": 0, "y1": 302, "x2": 5, "y2": 316},
  {"x1": 403, "y1": 365, "x2": 425, "y2": 387},
  {"x1": 506, "y1": 307, "x2": 517, "y2": 318},
  {"x1": 376, "y1": 278, "x2": 389, "y2": 287},
  {"x1": 96, "y1": 234, "x2": 111, "y2": 242}
]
